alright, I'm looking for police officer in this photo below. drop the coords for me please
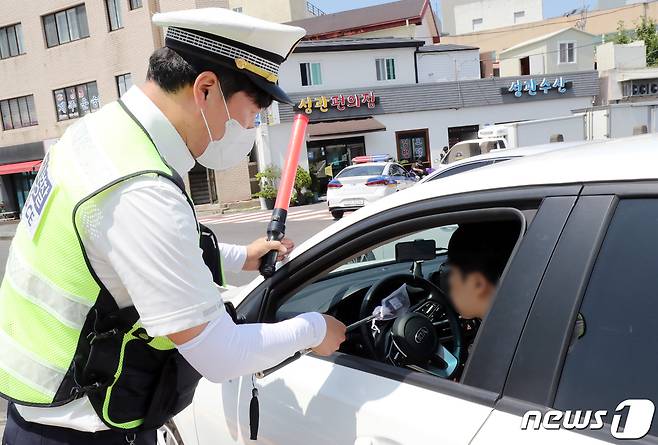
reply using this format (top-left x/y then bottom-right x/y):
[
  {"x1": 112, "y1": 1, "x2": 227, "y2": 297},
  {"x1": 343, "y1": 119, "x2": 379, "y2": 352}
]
[{"x1": 0, "y1": 8, "x2": 346, "y2": 445}]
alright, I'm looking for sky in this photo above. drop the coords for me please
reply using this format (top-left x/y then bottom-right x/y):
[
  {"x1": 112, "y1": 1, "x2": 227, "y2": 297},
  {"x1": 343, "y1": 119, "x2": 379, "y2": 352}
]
[{"x1": 311, "y1": 0, "x2": 597, "y2": 21}]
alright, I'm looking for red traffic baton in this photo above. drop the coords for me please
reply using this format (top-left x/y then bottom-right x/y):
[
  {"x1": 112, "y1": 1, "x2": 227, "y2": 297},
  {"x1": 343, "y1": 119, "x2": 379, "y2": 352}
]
[{"x1": 259, "y1": 113, "x2": 310, "y2": 278}]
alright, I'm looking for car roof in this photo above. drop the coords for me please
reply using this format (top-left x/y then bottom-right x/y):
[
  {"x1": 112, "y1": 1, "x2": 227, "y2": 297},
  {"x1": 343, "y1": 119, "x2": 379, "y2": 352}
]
[
  {"x1": 231, "y1": 134, "x2": 658, "y2": 301},
  {"x1": 421, "y1": 140, "x2": 598, "y2": 183}
]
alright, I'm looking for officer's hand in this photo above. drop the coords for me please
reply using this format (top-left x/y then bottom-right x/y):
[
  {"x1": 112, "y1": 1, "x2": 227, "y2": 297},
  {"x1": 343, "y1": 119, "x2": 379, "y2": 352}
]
[
  {"x1": 243, "y1": 237, "x2": 295, "y2": 271},
  {"x1": 312, "y1": 314, "x2": 346, "y2": 356}
]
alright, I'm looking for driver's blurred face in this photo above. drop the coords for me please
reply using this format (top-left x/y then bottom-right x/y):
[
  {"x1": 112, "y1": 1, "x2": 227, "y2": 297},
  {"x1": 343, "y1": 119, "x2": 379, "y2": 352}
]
[{"x1": 448, "y1": 266, "x2": 496, "y2": 319}]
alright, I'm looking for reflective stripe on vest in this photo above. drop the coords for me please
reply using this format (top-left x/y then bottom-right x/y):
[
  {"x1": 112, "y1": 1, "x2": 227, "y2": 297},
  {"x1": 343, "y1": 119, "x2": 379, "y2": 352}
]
[{"x1": 0, "y1": 101, "x2": 180, "y2": 407}]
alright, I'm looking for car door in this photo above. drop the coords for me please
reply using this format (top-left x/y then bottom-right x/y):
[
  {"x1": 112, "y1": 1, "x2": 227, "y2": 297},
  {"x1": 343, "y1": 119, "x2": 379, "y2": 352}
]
[
  {"x1": 193, "y1": 186, "x2": 579, "y2": 445},
  {"x1": 474, "y1": 185, "x2": 658, "y2": 444}
]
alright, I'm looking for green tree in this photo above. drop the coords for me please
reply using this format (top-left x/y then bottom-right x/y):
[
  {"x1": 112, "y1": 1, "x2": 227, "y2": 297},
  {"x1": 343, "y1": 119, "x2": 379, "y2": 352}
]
[
  {"x1": 635, "y1": 17, "x2": 658, "y2": 66},
  {"x1": 614, "y1": 20, "x2": 631, "y2": 44}
]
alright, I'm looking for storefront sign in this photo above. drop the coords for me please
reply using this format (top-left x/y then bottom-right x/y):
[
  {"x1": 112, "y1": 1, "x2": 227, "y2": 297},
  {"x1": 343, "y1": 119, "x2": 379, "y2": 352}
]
[
  {"x1": 505, "y1": 77, "x2": 572, "y2": 98},
  {"x1": 297, "y1": 91, "x2": 377, "y2": 114},
  {"x1": 623, "y1": 79, "x2": 658, "y2": 97}
]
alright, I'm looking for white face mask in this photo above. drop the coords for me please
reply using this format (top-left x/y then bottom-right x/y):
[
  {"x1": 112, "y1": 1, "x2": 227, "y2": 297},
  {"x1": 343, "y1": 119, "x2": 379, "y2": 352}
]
[{"x1": 197, "y1": 85, "x2": 257, "y2": 171}]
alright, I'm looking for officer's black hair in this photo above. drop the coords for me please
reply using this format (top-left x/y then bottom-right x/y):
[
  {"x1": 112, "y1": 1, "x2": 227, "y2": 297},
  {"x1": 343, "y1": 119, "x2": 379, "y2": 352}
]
[
  {"x1": 447, "y1": 221, "x2": 520, "y2": 285},
  {"x1": 146, "y1": 47, "x2": 273, "y2": 108}
]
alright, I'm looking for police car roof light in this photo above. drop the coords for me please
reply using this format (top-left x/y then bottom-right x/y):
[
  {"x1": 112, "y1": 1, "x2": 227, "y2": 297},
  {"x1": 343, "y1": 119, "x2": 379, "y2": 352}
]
[{"x1": 353, "y1": 155, "x2": 393, "y2": 164}]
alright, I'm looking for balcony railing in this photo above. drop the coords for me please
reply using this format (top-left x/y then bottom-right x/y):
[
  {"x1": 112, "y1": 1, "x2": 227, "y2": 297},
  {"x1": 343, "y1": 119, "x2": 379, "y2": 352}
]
[{"x1": 306, "y1": 1, "x2": 325, "y2": 16}]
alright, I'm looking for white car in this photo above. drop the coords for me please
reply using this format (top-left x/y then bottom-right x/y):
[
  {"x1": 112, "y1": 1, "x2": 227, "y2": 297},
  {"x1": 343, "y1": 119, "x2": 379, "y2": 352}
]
[
  {"x1": 420, "y1": 141, "x2": 595, "y2": 184},
  {"x1": 326, "y1": 156, "x2": 418, "y2": 219},
  {"x1": 164, "y1": 135, "x2": 658, "y2": 445}
]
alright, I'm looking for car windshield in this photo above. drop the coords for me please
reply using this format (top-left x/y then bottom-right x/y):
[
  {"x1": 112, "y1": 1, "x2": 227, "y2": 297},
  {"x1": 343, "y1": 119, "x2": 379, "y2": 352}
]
[{"x1": 337, "y1": 165, "x2": 385, "y2": 178}]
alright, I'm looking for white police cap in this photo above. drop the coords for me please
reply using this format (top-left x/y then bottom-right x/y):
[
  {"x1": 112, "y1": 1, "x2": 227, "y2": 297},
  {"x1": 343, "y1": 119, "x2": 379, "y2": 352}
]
[{"x1": 152, "y1": 8, "x2": 306, "y2": 104}]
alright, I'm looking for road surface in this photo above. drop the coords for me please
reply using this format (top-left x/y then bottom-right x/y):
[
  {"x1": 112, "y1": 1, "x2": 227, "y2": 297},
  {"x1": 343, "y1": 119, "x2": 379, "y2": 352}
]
[{"x1": 0, "y1": 202, "x2": 336, "y2": 436}]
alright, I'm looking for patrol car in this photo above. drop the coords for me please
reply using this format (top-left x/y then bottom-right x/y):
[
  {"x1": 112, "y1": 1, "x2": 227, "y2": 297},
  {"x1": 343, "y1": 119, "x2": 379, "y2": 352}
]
[
  {"x1": 162, "y1": 135, "x2": 658, "y2": 445},
  {"x1": 326, "y1": 155, "x2": 418, "y2": 219}
]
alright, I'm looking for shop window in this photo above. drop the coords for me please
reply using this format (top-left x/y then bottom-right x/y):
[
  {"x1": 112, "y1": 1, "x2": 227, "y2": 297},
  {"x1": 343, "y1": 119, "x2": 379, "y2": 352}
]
[
  {"x1": 116, "y1": 73, "x2": 133, "y2": 97},
  {"x1": 42, "y1": 5, "x2": 89, "y2": 48},
  {"x1": 300, "y1": 62, "x2": 322, "y2": 86},
  {"x1": 129, "y1": 0, "x2": 143, "y2": 10},
  {"x1": 558, "y1": 42, "x2": 576, "y2": 64},
  {"x1": 376, "y1": 58, "x2": 396, "y2": 81},
  {"x1": 307, "y1": 137, "x2": 365, "y2": 195},
  {"x1": 448, "y1": 124, "x2": 479, "y2": 150},
  {"x1": 54, "y1": 81, "x2": 100, "y2": 121},
  {"x1": 1, "y1": 95, "x2": 37, "y2": 130},
  {"x1": 0, "y1": 23, "x2": 25, "y2": 59},
  {"x1": 396, "y1": 129, "x2": 430, "y2": 167},
  {"x1": 106, "y1": 0, "x2": 124, "y2": 31}
]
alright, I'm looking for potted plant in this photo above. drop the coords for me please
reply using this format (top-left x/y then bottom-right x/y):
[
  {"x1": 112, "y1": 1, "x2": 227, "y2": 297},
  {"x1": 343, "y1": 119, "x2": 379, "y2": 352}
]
[
  {"x1": 255, "y1": 165, "x2": 280, "y2": 210},
  {"x1": 293, "y1": 166, "x2": 313, "y2": 206},
  {"x1": 254, "y1": 184, "x2": 277, "y2": 209}
]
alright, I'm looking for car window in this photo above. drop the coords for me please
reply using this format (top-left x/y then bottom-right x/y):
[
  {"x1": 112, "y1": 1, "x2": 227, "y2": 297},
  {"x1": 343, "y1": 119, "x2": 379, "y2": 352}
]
[
  {"x1": 429, "y1": 161, "x2": 495, "y2": 181},
  {"x1": 277, "y1": 225, "x2": 457, "y2": 317},
  {"x1": 337, "y1": 165, "x2": 385, "y2": 178},
  {"x1": 554, "y1": 199, "x2": 658, "y2": 436}
]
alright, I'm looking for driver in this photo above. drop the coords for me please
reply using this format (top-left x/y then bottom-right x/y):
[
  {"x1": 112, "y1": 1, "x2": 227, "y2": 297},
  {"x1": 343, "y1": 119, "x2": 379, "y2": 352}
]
[{"x1": 446, "y1": 221, "x2": 519, "y2": 322}]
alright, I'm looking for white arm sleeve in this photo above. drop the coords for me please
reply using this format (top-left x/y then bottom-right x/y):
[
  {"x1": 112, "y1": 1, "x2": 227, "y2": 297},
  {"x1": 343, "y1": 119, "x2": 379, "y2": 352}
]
[
  {"x1": 217, "y1": 243, "x2": 247, "y2": 272},
  {"x1": 176, "y1": 311, "x2": 327, "y2": 383}
]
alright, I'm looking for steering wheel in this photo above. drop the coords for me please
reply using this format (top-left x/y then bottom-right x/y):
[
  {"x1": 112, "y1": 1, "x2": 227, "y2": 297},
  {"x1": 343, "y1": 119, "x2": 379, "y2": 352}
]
[{"x1": 359, "y1": 273, "x2": 463, "y2": 379}]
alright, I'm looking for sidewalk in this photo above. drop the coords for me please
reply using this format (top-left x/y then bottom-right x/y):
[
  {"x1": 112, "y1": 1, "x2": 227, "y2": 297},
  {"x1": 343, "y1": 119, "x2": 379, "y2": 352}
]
[{"x1": 0, "y1": 221, "x2": 17, "y2": 240}]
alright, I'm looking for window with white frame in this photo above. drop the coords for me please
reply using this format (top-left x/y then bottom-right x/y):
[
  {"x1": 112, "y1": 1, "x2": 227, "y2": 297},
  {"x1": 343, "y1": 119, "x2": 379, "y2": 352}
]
[
  {"x1": 559, "y1": 42, "x2": 576, "y2": 64},
  {"x1": 116, "y1": 73, "x2": 133, "y2": 97},
  {"x1": 300, "y1": 62, "x2": 322, "y2": 86},
  {"x1": 42, "y1": 5, "x2": 89, "y2": 48},
  {"x1": 472, "y1": 18, "x2": 483, "y2": 31},
  {"x1": 376, "y1": 58, "x2": 396, "y2": 81},
  {"x1": 513, "y1": 11, "x2": 525, "y2": 24},
  {"x1": 1, "y1": 95, "x2": 37, "y2": 130},
  {"x1": 105, "y1": 0, "x2": 123, "y2": 31},
  {"x1": 0, "y1": 24, "x2": 25, "y2": 59}
]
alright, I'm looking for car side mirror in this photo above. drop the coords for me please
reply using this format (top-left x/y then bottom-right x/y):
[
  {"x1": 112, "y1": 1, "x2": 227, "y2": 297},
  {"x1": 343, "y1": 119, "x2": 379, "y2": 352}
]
[{"x1": 395, "y1": 239, "x2": 436, "y2": 262}]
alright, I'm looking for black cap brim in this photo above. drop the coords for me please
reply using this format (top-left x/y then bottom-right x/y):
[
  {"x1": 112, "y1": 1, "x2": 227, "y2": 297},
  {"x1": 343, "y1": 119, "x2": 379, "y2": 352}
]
[{"x1": 242, "y1": 71, "x2": 293, "y2": 105}]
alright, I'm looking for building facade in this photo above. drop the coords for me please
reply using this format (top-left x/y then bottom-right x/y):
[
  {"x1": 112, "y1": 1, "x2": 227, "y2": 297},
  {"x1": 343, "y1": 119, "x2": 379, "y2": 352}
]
[
  {"x1": 441, "y1": 0, "x2": 543, "y2": 36},
  {"x1": 0, "y1": 0, "x2": 325, "y2": 213},
  {"x1": 499, "y1": 28, "x2": 597, "y2": 77},
  {"x1": 441, "y1": 1, "x2": 658, "y2": 56},
  {"x1": 262, "y1": 38, "x2": 599, "y2": 196},
  {"x1": 227, "y1": 0, "x2": 321, "y2": 23},
  {"x1": 287, "y1": 0, "x2": 441, "y2": 45}
]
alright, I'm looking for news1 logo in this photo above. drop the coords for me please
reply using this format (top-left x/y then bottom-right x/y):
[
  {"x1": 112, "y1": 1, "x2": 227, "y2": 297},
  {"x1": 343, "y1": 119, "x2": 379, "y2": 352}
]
[{"x1": 521, "y1": 399, "x2": 656, "y2": 439}]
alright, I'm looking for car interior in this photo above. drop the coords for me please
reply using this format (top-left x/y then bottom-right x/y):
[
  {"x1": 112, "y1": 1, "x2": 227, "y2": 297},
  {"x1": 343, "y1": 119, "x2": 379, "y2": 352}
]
[{"x1": 274, "y1": 212, "x2": 525, "y2": 382}]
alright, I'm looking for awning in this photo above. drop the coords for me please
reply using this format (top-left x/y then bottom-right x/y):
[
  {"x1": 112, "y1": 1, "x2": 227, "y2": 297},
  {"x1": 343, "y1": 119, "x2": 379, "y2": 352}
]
[
  {"x1": 308, "y1": 117, "x2": 386, "y2": 138},
  {"x1": 0, "y1": 160, "x2": 42, "y2": 175}
]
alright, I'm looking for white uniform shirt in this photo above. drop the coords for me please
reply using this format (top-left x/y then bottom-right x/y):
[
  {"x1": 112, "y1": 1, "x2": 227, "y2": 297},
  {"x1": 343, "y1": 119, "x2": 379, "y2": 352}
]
[{"x1": 17, "y1": 86, "x2": 247, "y2": 431}]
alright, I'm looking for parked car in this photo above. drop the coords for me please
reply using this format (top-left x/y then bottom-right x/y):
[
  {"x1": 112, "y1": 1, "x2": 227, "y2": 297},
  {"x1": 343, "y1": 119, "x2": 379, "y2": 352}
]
[
  {"x1": 326, "y1": 155, "x2": 418, "y2": 219},
  {"x1": 164, "y1": 135, "x2": 658, "y2": 445},
  {"x1": 420, "y1": 140, "x2": 594, "y2": 184}
]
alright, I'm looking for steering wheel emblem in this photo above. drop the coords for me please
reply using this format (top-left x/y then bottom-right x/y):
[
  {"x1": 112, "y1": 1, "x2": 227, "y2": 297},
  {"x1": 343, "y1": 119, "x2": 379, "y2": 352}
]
[{"x1": 414, "y1": 326, "x2": 430, "y2": 344}]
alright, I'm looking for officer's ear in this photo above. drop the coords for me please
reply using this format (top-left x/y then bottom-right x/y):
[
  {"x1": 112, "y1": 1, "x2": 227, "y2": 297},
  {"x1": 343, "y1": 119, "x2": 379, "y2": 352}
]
[{"x1": 192, "y1": 71, "x2": 217, "y2": 107}]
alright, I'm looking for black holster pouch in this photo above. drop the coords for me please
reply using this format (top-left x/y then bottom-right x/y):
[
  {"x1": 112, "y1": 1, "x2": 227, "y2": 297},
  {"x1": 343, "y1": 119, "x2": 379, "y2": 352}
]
[{"x1": 76, "y1": 224, "x2": 235, "y2": 431}]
